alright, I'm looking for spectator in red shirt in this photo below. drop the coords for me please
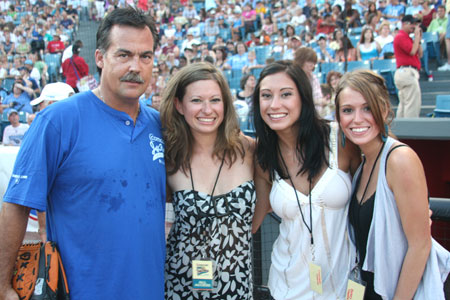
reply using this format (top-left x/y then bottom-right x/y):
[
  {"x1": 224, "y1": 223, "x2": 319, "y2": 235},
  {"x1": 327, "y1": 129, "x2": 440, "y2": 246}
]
[
  {"x1": 61, "y1": 44, "x2": 89, "y2": 92},
  {"x1": 316, "y1": 13, "x2": 336, "y2": 35},
  {"x1": 393, "y1": 15, "x2": 423, "y2": 118},
  {"x1": 47, "y1": 34, "x2": 65, "y2": 53}
]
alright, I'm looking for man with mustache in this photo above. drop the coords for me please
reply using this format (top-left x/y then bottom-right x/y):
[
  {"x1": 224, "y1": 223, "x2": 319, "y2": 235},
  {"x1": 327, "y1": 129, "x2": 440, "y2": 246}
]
[{"x1": 0, "y1": 7, "x2": 166, "y2": 300}]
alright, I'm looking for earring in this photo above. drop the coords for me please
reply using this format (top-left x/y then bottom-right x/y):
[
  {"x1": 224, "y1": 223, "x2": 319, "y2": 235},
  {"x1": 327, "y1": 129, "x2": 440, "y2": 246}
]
[
  {"x1": 341, "y1": 131, "x2": 346, "y2": 147},
  {"x1": 381, "y1": 124, "x2": 389, "y2": 142}
]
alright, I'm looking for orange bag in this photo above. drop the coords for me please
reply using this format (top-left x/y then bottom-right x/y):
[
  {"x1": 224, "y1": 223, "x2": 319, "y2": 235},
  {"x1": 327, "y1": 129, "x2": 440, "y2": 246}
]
[{"x1": 12, "y1": 241, "x2": 70, "y2": 300}]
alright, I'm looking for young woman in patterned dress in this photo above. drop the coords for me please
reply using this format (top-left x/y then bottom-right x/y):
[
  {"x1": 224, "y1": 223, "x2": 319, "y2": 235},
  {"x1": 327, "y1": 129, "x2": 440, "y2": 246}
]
[{"x1": 160, "y1": 62, "x2": 260, "y2": 300}]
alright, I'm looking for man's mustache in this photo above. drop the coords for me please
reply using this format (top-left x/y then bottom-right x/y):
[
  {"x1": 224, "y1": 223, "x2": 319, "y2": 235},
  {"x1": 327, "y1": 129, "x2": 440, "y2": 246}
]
[{"x1": 120, "y1": 72, "x2": 144, "y2": 83}]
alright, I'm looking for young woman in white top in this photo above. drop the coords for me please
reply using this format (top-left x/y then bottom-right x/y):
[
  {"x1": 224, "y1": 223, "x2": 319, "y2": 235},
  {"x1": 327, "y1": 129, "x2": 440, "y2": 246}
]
[{"x1": 252, "y1": 60, "x2": 361, "y2": 299}]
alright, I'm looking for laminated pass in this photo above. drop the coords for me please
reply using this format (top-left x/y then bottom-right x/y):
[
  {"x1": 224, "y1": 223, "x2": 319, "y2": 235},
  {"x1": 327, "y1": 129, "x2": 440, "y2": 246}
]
[{"x1": 12, "y1": 241, "x2": 70, "y2": 300}]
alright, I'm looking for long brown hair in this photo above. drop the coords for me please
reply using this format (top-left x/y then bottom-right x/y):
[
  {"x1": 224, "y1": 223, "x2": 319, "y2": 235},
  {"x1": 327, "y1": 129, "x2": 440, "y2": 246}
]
[
  {"x1": 160, "y1": 62, "x2": 244, "y2": 175},
  {"x1": 335, "y1": 69, "x2": 394, "y2": 139}
]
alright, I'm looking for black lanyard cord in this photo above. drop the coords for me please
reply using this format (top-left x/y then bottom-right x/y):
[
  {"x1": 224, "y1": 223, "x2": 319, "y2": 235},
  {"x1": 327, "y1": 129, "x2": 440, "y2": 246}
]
[
  {"x1": 278, "y1": 146, "x2": 314, "y2": 246},
  {"x1": 354, "y1": 141, "x2": 385, "y2": 265}
]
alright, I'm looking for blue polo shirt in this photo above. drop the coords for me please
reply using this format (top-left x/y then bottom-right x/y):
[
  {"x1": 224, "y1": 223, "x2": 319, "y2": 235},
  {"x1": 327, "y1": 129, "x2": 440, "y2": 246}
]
[{"x1": 4, "y1": 91, "x2": 166, "y2": 299}]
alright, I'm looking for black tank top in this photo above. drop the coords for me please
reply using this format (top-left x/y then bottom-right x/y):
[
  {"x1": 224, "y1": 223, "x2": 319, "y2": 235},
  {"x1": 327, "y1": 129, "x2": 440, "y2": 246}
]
[{"x1": 349, "y1": 175, "x2": 382, "y2": 300}]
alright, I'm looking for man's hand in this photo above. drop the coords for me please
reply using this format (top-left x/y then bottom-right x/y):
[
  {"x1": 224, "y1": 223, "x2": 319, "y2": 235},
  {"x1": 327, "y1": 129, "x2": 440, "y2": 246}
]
[{"x1": 414, "y1": 25, "x2": 422, "y2": 40}]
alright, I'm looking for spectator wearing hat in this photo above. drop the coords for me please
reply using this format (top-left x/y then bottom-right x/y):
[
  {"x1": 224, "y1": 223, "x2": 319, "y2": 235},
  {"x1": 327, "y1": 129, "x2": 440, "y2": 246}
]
[
  {"x1": 61, "y1": 43, "x2": 89, "y2": 93},
  {"x1": 315, "y1": 34, "x2": 335, "y2": 62},
  {"x1": 2, "y1": 109, "x2": 29, "y2": 146},
  {"x1": 394, "y1": 15, "x2": 423, "y2": 118},
  {"x1": 3, "y1": 79, "x2": 33, "y2": 114},
  {"x1": 283, "y1": 35, "x2": 302, "y2": 60},
  {"x1": 180, "y1": 29, "x2": 199, "y2": 54},
  {"x1": 204, "y1": 18, "x2": 219, "y2": 39},
  {"x1": 188, "y1": 16, "x2": 203, "y2": 38},
  {"x1": 24, "y1": 59, "x2": 41, "y2": 88},
  {"x1": 30, "y1": 82, "x2": 74, "y2": 112},
  {"x1": 47, "y1": 34, "x2": 65, "y2": 53}
]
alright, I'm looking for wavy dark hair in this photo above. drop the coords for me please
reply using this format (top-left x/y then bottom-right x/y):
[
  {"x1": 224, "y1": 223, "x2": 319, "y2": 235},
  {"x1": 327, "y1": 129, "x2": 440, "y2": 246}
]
[{"x1": 253, "y1": 60, "x2": 330, "y2": 182}]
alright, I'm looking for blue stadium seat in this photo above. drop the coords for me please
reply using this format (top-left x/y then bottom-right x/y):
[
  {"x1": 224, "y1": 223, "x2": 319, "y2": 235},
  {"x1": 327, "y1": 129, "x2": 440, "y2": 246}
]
[
  {"x1": 372, "y1": 59, "x2": 397, "y2": 96},
  {"x1": 44, "y1": 53, "x2": 62, "y2": 83},
  {"x1": 255, "y1": 46, "x2": 270, "y2": 64},
  {"x1": 346, "y1": 60, "x2": 370, "y2": 71},
  {"x1": 349, "y1": 36, "x2": 360, "y2": 48},
  {"x1": 319, "y1": 62, "x2": 344, "y2": 83},
  {"x1": 372, "y1": 59, "x2": 396, "y2": 73},
  {"x1": 348, "y1": 27, "x2": 363, "y2": 36},
  {"x1": 1, "y1": 77, "x2": 15, "y2": 94},
  {"x1": 251, "y1": 67, "x2": 263, "y2": 79},
  {"x1": 433, "y1": 94, "x2": 450, "y2": 117},
  {"x1": 231, "y1": 69, "x2": 243, "y2": 79},
  {"x1": 422, "y1": 31, "x2": 440, "y2": 62},
  {"x1": 219, "y1": 28, "x2": 231, "y2": 41},
  {"x1": 271, "y1": 51, "x2": 282, "y2": 61},
  {"x1": 295, "y1": 25, "x2": 305, "y2": 35}
]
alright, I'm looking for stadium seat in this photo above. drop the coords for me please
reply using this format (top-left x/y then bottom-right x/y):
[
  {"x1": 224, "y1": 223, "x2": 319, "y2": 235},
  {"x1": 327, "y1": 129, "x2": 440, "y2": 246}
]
[
  {"x1": 372, "y1": 59, "x2": 397, "y2": 96},
  {"x1": 433, "y1": 95, "x2": 450, "y2": 117},
  {"x1": 44, "y1": 53, "x2": 62, "y2": 83},
  {"x1": 349, "y1": 36, "x2": 360, "y2": 48},
  {"x1": 1, "y1": 77, "x2": 15, "y2": 94},
  {"x1": 346, "y1": 60, "x2": 370, "y2": 71},
  {"x1": 219, "y1": 28, "x2": 231, "y2": 41},
  {"x1": 422, "y1": 31, "x2": 441, "y2": 62},
  {"x1": 255, "y1": 46, "x2": 270, "y2": 64},
  {"x1": 251, "y1": 67, "x2": 263, "y2": 79},
  {"x1": 319, "y1": 62, "x2": 344, "y2": 83},
  {"x1": 348, "y1": 27, "x2": 363, "y2": 36},
  {"x1": 372, "y1": 59, "x2": 396, "y2": 73}
]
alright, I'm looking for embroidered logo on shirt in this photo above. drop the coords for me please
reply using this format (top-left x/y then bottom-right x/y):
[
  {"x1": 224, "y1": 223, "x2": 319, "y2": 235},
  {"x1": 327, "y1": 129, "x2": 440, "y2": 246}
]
[{"x1": 149, "y1": 134, "x2": 164, "y2": 162}]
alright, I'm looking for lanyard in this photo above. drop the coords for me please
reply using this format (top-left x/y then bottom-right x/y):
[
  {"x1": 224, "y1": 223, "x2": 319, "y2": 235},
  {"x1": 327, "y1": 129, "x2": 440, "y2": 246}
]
[
  {"x1": 189, "y1": 156, "x2": 225, "y2": 239},
  {"x1": 278, "y1": 146, "x2": 314, "y2": 246},
  {"x1": 354, "y1": 142, "x2": 385, "y2": 265}
]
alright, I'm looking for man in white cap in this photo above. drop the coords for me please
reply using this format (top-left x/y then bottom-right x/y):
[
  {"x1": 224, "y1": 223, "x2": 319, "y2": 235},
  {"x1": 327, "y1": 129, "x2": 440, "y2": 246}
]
[
  {"x1": 2, "y1": 110, "x2": 29, "y2": 146},
  {"x1": 30, "y1": 82, "x2": 75, "y2": 112}
]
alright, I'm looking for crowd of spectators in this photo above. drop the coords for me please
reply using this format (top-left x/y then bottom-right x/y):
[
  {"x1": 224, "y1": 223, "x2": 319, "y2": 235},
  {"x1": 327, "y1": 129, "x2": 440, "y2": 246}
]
[
  {"x1": 0, "y1": 0, "x2": 448, "y2": 122},
  {"x1": 0, "y1": 0, "x2": 80, "y2": 117},
  {"x1": 129, "y1": 0, "x2": 448, "y2": 115}
]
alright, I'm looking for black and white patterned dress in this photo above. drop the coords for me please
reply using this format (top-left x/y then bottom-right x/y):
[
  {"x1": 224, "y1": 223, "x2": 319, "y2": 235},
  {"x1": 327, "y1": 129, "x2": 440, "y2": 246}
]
[{"x1": 165, "y1": 180, "x2": 256, "y2": 300}]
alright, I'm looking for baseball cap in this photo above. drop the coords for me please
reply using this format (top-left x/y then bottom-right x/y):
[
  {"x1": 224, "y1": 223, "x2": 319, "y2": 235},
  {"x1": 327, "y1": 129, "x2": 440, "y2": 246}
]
[
  {"x1": 30, "y1": 82, "x2": 75, "y2": 106},
  {"x1": 317, "y1": 33, "x2": 327, "y2": 40},
  {"x1": 291, "y1": 35, "x2": 301, "y2": 41},
  {"x1": 7, "y1": 109, "x2": 18, "y2": 117},
  {"x1": 401, "y1": 15, "x2": 419, "y2": 23},
  {"x1": 24, "y1": 59, "x2": 33, "y2": 65}
]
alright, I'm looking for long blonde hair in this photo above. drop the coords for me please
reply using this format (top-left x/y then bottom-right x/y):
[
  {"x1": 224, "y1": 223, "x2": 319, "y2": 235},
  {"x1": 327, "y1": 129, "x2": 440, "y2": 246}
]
[{"x1": 160, "y1": 62, "x2": 244, "y2": 175}]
